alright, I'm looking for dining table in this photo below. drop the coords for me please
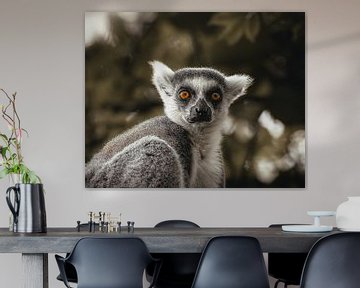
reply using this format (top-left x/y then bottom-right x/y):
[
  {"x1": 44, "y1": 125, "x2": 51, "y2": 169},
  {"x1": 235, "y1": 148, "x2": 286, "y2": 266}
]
[{"x1": 0, "y1": 226, "x2": 340, "y2": 288}]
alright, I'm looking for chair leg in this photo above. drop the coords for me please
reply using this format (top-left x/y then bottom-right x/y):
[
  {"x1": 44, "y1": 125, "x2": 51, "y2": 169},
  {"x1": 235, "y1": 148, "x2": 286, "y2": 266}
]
[{"x1": 274, "y1": 279, "x2": 289, "y2": 288}]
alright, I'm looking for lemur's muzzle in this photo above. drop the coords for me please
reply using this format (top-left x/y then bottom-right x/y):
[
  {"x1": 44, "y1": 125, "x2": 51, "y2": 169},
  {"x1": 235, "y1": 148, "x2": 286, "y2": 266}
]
[{"x1": 188, "y1": 99, "x2": 212, "y2": 123}]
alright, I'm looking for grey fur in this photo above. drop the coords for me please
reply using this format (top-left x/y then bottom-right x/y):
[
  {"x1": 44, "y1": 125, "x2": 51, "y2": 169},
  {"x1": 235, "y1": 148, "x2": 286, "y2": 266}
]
[
  {"x1": 85, "y1": 61, "x2": 253, "y2": 188},
  {"x1": 172, "y1": 68, "x2": 226, "y2": 89},
  {"x1": 86, "y1": 116, "x2": 192, "y2": 188}
]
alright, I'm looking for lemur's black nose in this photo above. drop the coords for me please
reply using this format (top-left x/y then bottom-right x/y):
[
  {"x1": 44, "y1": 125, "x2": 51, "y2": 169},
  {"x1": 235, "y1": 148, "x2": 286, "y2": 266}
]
[
  {"x1": 195, "y1": 107, "x2": 203, "y2": 115},
  {"x1": 189, "y1": 99, "x2": 212, "y2": 123}
]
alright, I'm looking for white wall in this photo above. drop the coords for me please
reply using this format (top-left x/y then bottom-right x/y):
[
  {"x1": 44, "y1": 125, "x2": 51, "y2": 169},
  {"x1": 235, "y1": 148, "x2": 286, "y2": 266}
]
[{"x1": 0, "y1": 0, "x2": 359, "y2": 287}]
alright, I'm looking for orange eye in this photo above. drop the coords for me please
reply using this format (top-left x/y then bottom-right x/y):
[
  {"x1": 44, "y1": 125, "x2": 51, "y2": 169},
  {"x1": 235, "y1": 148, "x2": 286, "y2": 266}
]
[
  {"x1": 179, "y1": 90, "x2": 190, "y2": 100},
  {"x1": 211, "y1": 92, "x2": 221, "y2": 101}
]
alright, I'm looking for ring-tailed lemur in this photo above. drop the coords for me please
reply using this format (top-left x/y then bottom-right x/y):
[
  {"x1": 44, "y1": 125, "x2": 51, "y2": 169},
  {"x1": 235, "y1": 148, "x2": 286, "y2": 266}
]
[{"x1": 86, "y1": 61, "x2": 252, "y2": 188}]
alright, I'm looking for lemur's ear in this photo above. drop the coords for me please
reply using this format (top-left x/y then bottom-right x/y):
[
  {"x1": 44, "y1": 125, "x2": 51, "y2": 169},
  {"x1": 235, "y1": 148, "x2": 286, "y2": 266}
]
[
  {"x1": 149, "y1": 61, "x2": 175, "y2": 99},
  {"x1": 225, "y1": 74, "x2": 253, "y2": 104}
]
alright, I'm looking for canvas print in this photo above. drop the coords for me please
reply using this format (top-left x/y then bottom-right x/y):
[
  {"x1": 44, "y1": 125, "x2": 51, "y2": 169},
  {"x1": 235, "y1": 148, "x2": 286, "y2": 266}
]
[{"x1": 85, "y1": 12, "x2": 305, "y2": 188}]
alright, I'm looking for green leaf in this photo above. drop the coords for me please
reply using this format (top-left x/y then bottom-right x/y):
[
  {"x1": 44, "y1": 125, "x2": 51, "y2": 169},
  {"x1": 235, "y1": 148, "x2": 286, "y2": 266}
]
[
  {"x1": 21, "y1": 173, "x2": 29, "y2": 184},
  {"x1": 21, "y1": 128, "x2": 29, "y2": 137},
  {"x1": 0, "y1": 168, "x2": 9, "y2": 179},
  {"x1": 0, "y1": 133, "x2": 8, "y2": 142},
  {"x1": 29, "y1": 171, "x2": 40, "y2": 184},
  {"x1": 18, "y1": 164, "x2": 41, "y2": 184},
  {"x1": 11, "y1": 165, "x2": 20, "y2": 174},
  {"x1": 1, "y1": 146, "x2": 8, "y2": 158}
]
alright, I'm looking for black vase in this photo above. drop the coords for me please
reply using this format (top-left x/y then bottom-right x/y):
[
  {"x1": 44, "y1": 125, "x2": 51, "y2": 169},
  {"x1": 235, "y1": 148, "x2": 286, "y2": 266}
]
[{"x1": 6, "y1": 183, "x2": 47, "y2": 233}]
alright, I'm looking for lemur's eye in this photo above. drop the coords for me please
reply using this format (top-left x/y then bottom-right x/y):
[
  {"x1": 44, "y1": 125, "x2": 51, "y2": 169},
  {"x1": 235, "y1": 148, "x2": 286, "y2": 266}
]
[
  {"x1": 179, "y1": 90, "x2": 191, "y2": 100},
  {"x1": 211, "y1": 92, "x2": 222, "y2": 102}
]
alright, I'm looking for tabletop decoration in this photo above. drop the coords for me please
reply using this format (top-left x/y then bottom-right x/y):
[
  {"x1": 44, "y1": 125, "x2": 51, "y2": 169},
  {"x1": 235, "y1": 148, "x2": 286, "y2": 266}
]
[
  {"x1": 0, "y1": 88, "x2": 46, "y2": 233},
  {"x1": 282, "y1": 211, "x2": 335, "y2": 232},
  {"x1": 0, "y1": 89, "x2": 40, "y2": 183},
  {"x1": 336, "y1": 196, "x2": 360, "y2": 231}
]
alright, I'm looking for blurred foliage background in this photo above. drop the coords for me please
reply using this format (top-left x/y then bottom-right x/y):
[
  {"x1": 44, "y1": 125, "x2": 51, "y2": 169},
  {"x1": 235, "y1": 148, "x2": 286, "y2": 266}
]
[{"x1": 85, "y1": 12, "x2": 305, "y2": 188}]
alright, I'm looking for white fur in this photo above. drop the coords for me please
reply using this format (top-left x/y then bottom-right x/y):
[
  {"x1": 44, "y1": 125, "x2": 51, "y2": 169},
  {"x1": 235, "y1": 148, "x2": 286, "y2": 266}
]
[
  {"x1": 149, "y1": 61, "x2": 253, "y2": 187},
  {"x1": 165, "y1": 77, "x2": 220, "y2": 128},
  {"x1": 189, "y1": 129, "x2": 224, "y2": 187},
  {"x1": 226, "y1": 74, "x2": 253, "y2": 104},
  {"x1": 149, "y1": 60, "x2": 174, "y2": 100}
]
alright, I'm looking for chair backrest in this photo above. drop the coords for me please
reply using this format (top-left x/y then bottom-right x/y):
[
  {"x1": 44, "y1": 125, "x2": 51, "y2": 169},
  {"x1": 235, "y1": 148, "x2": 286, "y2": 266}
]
[
  {"x1": 191, "y1": 236, "x2": 270, "y2": 288},
  {"x1": 150, "y1": 220, "x2": 201, "y2": 287},
  {"x1": 300, "y1": 232, "x2": 360, "y2": 288},
  {"x1": 66, "y1": 237, "x2": 154, "y2": 288},
  {"x1": 155, "y1": 219, "x2": 200, "y2": 228}
]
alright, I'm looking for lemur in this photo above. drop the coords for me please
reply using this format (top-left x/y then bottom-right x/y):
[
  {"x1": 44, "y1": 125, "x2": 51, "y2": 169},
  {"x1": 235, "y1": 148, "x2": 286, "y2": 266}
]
[{"x1": 86, "y1": 61, "x2": 252, "y2": 188}]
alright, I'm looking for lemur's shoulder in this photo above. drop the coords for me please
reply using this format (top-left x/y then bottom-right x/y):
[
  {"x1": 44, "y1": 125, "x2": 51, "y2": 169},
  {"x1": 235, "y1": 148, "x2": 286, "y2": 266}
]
[
  {"x1": 85, "y1": 116, "x2": 193, "y2": 187},
  {"x1": 87, "y1": 135, "x2": 185, "y2": 188},
  {"x1": 103, "y1": 116, "x2": 191, "y2": 161}
]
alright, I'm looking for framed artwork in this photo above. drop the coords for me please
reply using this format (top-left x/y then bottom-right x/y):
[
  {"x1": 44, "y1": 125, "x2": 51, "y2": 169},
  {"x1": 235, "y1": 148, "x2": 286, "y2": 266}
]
[{"x1": 85, "y1": 12, "x2": 305, "y2": 188}]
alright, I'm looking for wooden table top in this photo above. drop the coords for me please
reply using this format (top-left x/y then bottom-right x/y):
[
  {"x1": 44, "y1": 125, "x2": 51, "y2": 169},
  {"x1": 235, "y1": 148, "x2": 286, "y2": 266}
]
[{"x1": 0, "y1": 227, "x2": 340, "y2": 253}]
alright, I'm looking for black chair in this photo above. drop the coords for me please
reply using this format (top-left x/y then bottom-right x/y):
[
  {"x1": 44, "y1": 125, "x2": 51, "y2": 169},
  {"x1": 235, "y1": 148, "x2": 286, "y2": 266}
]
[
  {"x1": 300, "y1": 232, "x2": 360, "y2": 288},
  {"x1": 147, "y1": 220, "x2": 201, "y2": 288},
  {"x1": 56, "y1": 223, "x2": 99, "y2": 284},
  {"x1": 56, "y1": 262, "x2": 77, "y2": 284},
  {"x1": 268, "y1": 224, "x2": 308, "y2": 288},
  {"x1": 55, "y1": 237, "x2": 160, "y2": 288},
  {"x1": 191, "y1": 236, "x2": 270, "y2": 288}
]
